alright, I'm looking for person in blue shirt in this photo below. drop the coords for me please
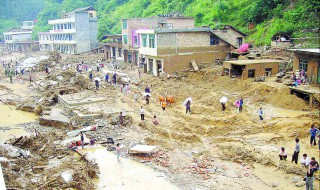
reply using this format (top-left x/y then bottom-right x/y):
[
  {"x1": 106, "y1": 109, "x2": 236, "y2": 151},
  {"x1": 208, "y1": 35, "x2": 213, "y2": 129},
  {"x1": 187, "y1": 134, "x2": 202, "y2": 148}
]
[
  {"x1": 259, "y1": 107, "x2": 263, "y2": 120},
  {"x1": 310, "y1": 124, "x2": 319, "y2": 146},
  {"x1": 89, "y1": 72, "x2": 93, "y2": 81},
  {"x1": 105, "y1": 73, "x2": 109, "y2": 83}
]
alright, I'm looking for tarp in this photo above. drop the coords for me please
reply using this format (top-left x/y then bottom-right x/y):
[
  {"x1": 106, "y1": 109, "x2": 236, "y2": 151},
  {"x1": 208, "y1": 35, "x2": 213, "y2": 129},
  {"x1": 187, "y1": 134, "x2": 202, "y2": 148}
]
[
  {"x1": 237, "y1": 44, "x2": 250, "y2": 53},
  {"x1": 183, "y1": 97, "x2": 193, "y2": 105},
  {"x1": 219, "y1": 96, "x2": 228, "y2": 103}
]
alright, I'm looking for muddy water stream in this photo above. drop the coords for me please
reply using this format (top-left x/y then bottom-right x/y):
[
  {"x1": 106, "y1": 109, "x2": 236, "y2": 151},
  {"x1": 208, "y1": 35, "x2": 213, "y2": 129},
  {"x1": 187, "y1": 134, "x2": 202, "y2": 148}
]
[
  {"x1": 81, "y1": 147, "x2": 180, "y2": 190},
  {"x1": 0, "y1": 104, "x2": 38, "y2": 143}
]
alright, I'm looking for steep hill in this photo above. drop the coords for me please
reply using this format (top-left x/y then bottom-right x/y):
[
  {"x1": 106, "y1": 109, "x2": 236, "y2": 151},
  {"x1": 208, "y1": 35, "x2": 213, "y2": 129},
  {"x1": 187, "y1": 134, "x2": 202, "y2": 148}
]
[{"x1": 2, "y1": 0, "x2": 319, "y2": 47}]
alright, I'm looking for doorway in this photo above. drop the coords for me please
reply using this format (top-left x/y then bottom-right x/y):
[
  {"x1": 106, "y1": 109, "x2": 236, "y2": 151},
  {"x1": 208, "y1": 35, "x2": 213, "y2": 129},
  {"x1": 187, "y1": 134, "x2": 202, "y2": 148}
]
[{"x1": 248, "y1": 69, "x2": 255, "y2": 78}]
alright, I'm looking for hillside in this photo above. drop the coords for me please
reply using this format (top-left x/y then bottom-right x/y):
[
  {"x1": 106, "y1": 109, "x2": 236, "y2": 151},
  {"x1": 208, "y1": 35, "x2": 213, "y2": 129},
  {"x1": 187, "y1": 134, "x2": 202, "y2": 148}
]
[{"x1": 1, "y1": 0, "x2": 319, "y2": 46}]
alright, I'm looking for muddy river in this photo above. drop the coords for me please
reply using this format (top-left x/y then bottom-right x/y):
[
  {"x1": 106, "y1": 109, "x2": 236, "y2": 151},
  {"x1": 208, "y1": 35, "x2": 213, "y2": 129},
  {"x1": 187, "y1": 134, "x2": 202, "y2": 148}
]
[{"x1": 0, "y1": 104, "x2": 38, "y2": 143}]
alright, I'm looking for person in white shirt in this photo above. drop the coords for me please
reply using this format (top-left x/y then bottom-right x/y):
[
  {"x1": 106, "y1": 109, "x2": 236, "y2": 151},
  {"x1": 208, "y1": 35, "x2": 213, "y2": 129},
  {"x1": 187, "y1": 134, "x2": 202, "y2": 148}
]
[
  {"x1": 300, "y1": 154, "x2": 310, "y2": 168},
  {"x1": 140, "y1": 106, "x2": 145, "y2": 121},
  {"x1": 279, "y1": 147, "x2": 288, "y2": 161}
]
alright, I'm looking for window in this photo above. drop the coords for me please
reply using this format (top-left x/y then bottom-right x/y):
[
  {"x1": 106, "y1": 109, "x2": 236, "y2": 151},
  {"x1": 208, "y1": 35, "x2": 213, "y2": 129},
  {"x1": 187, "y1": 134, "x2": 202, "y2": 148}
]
[
  {"x1": 237, "y1": 37, "x2": 243, "y2": 46},
  {"x1": 134, "y1": 36, "x2": 138, "y2": 46},
  {"x1": 123, "y1": 20, "x2": 127, "y2": 29},
  {"x1": 210, "y1": 35, "x2": 219, "y2": 45},
  {"x1": 248, "y1": 69, "x2": 255, "y2": 78},
  {"x1": 89, "y1": 13, "x2": 93, "y2": 17},
  {"x1": 141, "y1": 34, "x2": 147, "y2": 47},
  {"x1": 68, "y1": 23, "x2": 72, "y2": 29},
  {"x1": 149, "y1": 34, "x2": 155, "y2": 48},
  {"x1": 118, "y1": 48, "x2": 122, "y2": 57},
  {"x1": 64, "y1": 24, "x2": 67, "y2": 30},
  {"x1": 299, "y1": 60, "x2": 308, "y2": 71},
  {"x1": 123, "y1": 35, "x2": 128, "y2": 44}
]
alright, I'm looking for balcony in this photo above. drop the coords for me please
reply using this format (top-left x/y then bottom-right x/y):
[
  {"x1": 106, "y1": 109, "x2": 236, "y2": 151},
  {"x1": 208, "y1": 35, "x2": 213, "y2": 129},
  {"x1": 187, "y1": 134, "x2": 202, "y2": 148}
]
[
  {"x1": 50, "y1": 29, "x2": 76, "y2": 34},
  {"x1": 52, "y1": 40, "x2": 77, "y2": 45},
  {"x1": 48, "y1": 18, "x2": 75, "y2": 24}
]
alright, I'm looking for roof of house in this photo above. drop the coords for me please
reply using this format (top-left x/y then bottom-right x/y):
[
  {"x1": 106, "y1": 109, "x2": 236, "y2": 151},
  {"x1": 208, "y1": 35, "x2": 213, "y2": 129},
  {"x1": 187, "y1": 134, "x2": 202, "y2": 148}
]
[
  {"x1": 224, "y1": 25, "x2": 247, "y2": 36},
  {"x1": 224, "y1": 59, "x2": 282, "y2": 65},
  {"x1": 70, "y1": 6, "x2": 95, "y2": 13},
  {"x1": 286, "y1": 48, "x2": 320, "y2": 55},
  {"x1": 155, "y1": 28, "x2": 241, "y2": 48}
]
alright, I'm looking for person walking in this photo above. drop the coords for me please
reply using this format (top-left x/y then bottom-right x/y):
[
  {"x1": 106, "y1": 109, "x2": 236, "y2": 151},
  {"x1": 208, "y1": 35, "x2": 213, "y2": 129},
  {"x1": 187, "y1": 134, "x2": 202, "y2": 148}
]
[
  {"x1": 259, "y1": 107, "x2": 263, "y2": 120},
  {"x1": 89, "y1": 72, "x2": 93, "y2": 81},
  {"x1": 239, "y1": 98, "x2": 243, "y2": 112},
  {"x1": 140, "y1": 106, "x2": 145, "y2": 121},
  {"x1": 119, "y1": 112, "x2": 124, "y2": 127},
  {"x1": 305, "y1": 165, "x2": 314, "y2": 190},
  {"x1": 29, "y1": 74, "x2": 32, "y2": 83},
  {"x1": 186, "y1": 100, "x2": 191, "y2": 114},
  {"x1": 113, "y1": 72, "x2": 117, "y2": 84},
  {"x1": 138, "y1": 70, "x2": 141, "y2": 79},
  {"x1": 105, "y1": 73, "x2": 109, "y2": 83},
  {"x1": 310, "y1": 124, "x2": 318, "y2": 146},
  {"x1": 291, "y1": 138, "x2": 300, "y2": 164},
  {"x1": 95, "y1": 80, "x2": 99, "y2": 90},
  {"x1": 116, "y1": 143, "x2": 121, "y2": 162},
  {"x1": 80, "y1": 133, "x2": 84, "y2": 149}
]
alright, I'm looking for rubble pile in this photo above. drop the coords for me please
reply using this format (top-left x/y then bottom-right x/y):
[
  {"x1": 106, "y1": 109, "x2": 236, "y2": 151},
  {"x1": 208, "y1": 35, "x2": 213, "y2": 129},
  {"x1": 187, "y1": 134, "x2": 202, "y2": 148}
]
[{"x1": 0, "y1": 132, "x2": 98, "y2": 190}]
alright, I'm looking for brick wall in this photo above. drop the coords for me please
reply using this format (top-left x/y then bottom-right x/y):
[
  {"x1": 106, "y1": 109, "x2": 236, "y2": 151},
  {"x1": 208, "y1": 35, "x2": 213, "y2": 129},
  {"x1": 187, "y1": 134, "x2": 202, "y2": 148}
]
[
  {"x1": 212, "y1": 28, "x2": 245, "y2": 48},
  {"x1": 241, "y1": 62, "x2": 279, "y2": 79},
  {"x1": 162, "y1": 51, "x2": 229, "y2": 74},
  {"x1": 157, "y1": 32, "x2": 229, "y2": 55},
  {"x1": 167, "y1": 18, "x2": 195, "y2": 28}
]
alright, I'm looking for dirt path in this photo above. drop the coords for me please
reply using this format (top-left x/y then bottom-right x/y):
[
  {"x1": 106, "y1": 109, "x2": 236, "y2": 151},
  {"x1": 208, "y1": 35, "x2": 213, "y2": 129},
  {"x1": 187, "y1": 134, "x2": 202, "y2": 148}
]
[{"x1": 82, "y1": 147, "x2": 180, "y2": 190}]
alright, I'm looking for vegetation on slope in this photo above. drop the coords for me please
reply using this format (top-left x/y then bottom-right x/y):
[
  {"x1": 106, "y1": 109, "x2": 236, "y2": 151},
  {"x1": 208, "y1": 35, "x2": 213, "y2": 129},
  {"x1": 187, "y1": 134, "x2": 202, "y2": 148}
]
[{"x1": 1, "y1": 0, "x2": 319, "y2": 46}]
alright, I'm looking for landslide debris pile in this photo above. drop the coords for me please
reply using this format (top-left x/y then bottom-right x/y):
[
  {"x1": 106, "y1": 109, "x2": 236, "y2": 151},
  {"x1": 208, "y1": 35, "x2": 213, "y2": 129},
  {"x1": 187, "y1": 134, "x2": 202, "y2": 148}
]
[{"x1": 0, "y1": 132, "x2": 98, "y2": 190}]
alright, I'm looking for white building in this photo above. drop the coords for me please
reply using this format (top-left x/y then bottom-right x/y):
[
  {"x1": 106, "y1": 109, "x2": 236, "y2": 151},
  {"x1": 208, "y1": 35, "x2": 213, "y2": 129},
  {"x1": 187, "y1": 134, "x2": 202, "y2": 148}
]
[
  {"x1": 38, "y1": 32, "x2": 53, "y2": 51},
  {"x1": 3, "y1": 28, "x2": 34, "y2": 52},
  {"x1": 21, "y1": 21, "x2": 36, "y2": 30},
  {"x1": 47, "y1": 7, "x2": 98, "y2": 54}
]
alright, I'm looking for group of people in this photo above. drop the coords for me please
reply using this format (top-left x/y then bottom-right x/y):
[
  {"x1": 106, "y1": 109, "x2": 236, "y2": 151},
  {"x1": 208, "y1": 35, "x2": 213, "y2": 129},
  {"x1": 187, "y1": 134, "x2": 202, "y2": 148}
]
[
  {"x1": 292, "y1": 69, "x2": 308, "y2": 87},
  {"x1": 278, "y1": 124, "x2": 320, "y2": 190}
]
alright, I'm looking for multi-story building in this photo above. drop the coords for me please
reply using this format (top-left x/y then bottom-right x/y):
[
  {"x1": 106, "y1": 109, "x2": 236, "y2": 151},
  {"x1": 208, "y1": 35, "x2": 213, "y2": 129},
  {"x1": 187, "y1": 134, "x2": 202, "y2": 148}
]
[
  {"x1": 103, "y1": 34, "x2": 124, "y2": 61},
  {"x1": 3, "y1": 27, "x2": 35, "y2": 52},
  {"x1": 136, "y1": 26, "x2": 246, "y2": 76},
  {"x1": 21, "y1": 21, "x2": 36, "y2": 30},
  {"x1": 47, "y1": 6, "x2": 98, "y2": 54},
  {"x1": 120, "y1": 15, "x2": 195, "y2": 64},
  {"x1": 38, "y1": 32, "x2": 53, "y2": 51}
]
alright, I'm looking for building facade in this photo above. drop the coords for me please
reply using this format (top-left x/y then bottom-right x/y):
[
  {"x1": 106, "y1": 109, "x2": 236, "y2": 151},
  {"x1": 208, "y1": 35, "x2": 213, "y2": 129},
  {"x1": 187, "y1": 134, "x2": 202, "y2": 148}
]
[
  {"x1": 288, "y1": 48, "x2": 320, "y2": 84},
  {"x1": 38, "y1": 32, "x2": 53, "y2": 51},
  {"x1": 3, "y1": 28, "x2": 35, "y2": 52},
  {"x1": 120, "y1": 16, "x2": 195, "y2": 64},
  {"x1": 103, "y1": 35, "x2": 124, "y2": 61},
  {"x1": 223, "y1": 59, "x2": 281, "y2": 79},
  {"x1": 136, "y1": 27, "x2": 246, "y2": 76},
  {"x1": 21, "y1": 21, "x2": 36, "y2": 30},
  {"x1": 46, "y1": 7, "x2": 98, "y2": 54}
]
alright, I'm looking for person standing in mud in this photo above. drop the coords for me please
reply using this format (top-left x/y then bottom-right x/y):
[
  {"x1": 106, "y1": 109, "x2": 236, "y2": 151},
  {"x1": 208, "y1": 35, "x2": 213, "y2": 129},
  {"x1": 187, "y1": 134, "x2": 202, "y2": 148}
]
[
  {"x1": 113, "y1": 72, "x2": 117, "y2": 84},
  {"x1": 239, "y1": 98, "x2": 243, "y2": 112},
  {"x1": 89, "y1": 72, "x2": 93, "y2": 81},
  {"x1": 259, "y1": 107, "x2": 263, "y2": 120},
  {"x1": 305, "y1": 165, "x2": 314, "y2": 190},
  {"x1": 186, "y1": 100, "x2": 191, "y2": 114},
  {"x1": 221, "y1": 102, "x2": 226, "y2": 111},
  {"x1": 116, "y1": 143, "x2": 121, "y2": 162},
  {"x1": 119, "y1": 112, "x2": 124, "y2": 126},
  {"x1": 105, "y1": 73, "x2": 109, "y2": 84},
  {"x1": 95, "y1": 79, "x2": 99, "y2": 90},
  {"x1": 140, "y1": 106, "x2": 145, "y2": 121},
  {"x1": 138, "y1": 69, "x2": 141, "y2": 79},
  {"x1": 80, "y1": 132, "x2": 84, "y2": 149},
  {"x1": 291, "y1": 138, "x2": 300, "y2": 164},
  {"x1": 309, "y1": 124, "x2": 318, "y2": 147}
]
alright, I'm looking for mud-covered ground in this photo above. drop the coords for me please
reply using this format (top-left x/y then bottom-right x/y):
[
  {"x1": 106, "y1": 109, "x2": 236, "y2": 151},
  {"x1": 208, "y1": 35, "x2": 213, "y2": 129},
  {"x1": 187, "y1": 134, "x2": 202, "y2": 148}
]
[{"x1": 0, "y1": 49, "x2": 319, "y2": 190}]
